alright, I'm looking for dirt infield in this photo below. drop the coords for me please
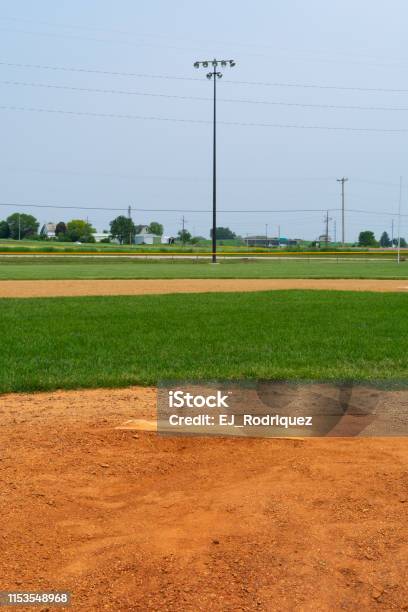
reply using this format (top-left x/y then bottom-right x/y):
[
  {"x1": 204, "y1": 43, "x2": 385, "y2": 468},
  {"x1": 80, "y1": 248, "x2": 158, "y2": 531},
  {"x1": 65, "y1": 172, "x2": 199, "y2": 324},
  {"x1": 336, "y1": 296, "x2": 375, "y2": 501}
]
[
  {"x1": 1, "y1": 386, "x2": 407, "y2": 610},
  {"x1": 1, "y1": 278, "x2": 408, "y2": 297}
]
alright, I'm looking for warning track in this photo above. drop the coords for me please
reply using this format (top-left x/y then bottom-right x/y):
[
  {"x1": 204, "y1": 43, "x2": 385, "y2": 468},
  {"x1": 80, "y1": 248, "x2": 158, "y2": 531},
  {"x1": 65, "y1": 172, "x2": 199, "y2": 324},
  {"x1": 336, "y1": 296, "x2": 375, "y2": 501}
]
[{"x1": 1, "y1": 278, "x2": 408, "y2": 298}]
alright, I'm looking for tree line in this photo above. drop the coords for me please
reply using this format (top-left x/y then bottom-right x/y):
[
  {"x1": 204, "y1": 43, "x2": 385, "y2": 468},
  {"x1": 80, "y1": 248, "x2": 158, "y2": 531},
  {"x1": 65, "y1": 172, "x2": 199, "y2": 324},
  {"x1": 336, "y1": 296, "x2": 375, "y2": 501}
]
[
  {"x1": 358, "y1": 230, "x2": 407, "y2": 248},
  {"x1": 0, "y1": 212, "x2": 239, "y2": 246},
  {"x1": 0, "y1": 213, "x2": 165, "y2": 244}
]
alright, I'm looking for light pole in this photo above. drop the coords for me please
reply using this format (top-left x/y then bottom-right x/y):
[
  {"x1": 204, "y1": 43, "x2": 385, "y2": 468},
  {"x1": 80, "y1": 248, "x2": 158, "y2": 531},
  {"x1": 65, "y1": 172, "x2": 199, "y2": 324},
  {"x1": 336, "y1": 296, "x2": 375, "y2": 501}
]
[
  {"x1": 337, "y1": 177, "x2": 348, "y2": 246},
  {"x1": 194, "y1": 58, "x2": 236, "y2": 263},
  {"x1": 397, "y1": 176, "x2": 402, "y2": 264}
]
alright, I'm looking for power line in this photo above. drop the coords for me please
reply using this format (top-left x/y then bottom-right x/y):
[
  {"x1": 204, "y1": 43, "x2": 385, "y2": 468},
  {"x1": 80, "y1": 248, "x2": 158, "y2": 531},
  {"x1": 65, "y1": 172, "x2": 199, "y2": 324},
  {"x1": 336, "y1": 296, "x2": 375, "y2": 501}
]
[
  {"x1": 229, "y1": 79, "x2": 408, "y2": 94},
  {"x1": 0, "y1": 202, "x2": 337, "y2": 212},
  {"x1": 2, "y1": 61, "x2": 408, "y2": 93},
  {"x1": 1, "y1": 17, "x2": 406, "y2": 70},
  {"x1": 0, "y1": 61, "x2": 200, "y2": 82},
  {"x1": 0, "y1": 26, "x2": 203, "y2": 53},
  {"x1": 1, "y1": 105, "x2": 407, "y2": 133},
  {"x1": 0, "y1": 201, "x2": 406, "y2": 216},
  {"x1": 3, "y1": 79, "x2": 408, "y2": 112}
]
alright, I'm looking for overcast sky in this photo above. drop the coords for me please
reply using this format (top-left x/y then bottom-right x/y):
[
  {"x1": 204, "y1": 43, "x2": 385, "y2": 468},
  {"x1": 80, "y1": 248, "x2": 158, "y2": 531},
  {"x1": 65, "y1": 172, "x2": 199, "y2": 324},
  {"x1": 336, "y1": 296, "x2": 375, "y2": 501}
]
[{"x1": 1, "y1": 0, "x2": 407, "y2": 240}]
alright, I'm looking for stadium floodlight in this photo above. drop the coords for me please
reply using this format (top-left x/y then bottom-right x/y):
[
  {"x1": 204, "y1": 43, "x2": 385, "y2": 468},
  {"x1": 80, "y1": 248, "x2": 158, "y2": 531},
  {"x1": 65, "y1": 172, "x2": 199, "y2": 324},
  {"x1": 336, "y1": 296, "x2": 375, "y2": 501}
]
[{"x1": 193, "y1": 58, "x2": 236, "y2": 263}]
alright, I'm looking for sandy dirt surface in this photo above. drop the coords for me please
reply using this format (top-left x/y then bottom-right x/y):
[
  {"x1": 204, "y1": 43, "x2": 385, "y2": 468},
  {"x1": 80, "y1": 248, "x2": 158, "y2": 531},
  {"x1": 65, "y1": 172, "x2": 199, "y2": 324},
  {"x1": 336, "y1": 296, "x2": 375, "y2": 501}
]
[
  {"x1": 1, "y1": 386, "x2": 407, "y2": 611},
  {"x1": 1, "y1": 278, "x2": 408, "y2": 298}
]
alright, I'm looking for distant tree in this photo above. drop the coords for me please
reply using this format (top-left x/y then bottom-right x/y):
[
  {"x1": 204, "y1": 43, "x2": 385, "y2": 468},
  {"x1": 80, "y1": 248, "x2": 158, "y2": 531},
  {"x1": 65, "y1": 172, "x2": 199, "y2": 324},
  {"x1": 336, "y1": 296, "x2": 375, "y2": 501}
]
[
  {"x1": 148, "y1": 221, "x2": 164, "y2": 236},
  {"x1": 109, "y1": 216, "x2": 136, "y2": 245},
  {"x1": 55, "y1": 221, "x2": 67, "y2": 236},
  {"x1": 178, "y1": 229, "x2": 192, "y2": 244},
  {"x1": 191, "y1": 235, "x2": 206, "y2": 245},
  {"x1": 210, "y1": 226, "x2": 236, "y2": 240},
  {"x1": 66, "y1": 219, "x2": 96, "y2": 243},
  {"x1": 0, "y1": 220, "x2": 10, "y2": 238},
  {"x1": 6, "y1": 213, "x2": 39, "y2": 239},
  {"x1": 379, "y1": 231, "x2": 391, "y2": 247},
  {"x1": 358, "y1": 230, "x2": 377, "y2": 247},
  {"x1": 393, "y1": 237, "x2": 407, "y2": 247}
]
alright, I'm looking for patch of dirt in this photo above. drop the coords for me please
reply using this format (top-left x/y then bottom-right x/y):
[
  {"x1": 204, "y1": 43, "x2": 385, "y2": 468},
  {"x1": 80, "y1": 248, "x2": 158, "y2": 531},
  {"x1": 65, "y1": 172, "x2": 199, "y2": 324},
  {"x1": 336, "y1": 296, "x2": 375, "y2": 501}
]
[
  {"x1": 1, "y1": 386, "x2": 407, "y2": 610},
  {"x1": 0, "y1": 278, "x2": 408, "y2": 298}
]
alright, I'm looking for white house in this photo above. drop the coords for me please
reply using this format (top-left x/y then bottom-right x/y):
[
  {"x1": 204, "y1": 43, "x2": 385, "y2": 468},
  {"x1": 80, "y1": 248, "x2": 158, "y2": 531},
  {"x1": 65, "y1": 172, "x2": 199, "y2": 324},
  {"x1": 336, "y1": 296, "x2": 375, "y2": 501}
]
[
  {"x1": 134, "y1": 225, "x2": 161, "y2": 245},
  {"x1": 40, "y1": 222, "x2": 56, "y2": 238}
]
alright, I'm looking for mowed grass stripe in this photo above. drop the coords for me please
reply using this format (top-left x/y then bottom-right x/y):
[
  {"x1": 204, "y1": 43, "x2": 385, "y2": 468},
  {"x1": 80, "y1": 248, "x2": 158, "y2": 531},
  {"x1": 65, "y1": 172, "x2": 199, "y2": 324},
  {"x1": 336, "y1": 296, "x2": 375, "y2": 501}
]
[
  {"x1": 0, "y1": 290, "x2": 407, "y2": 393},
  {"x1": 0, "y1": 258, "x2": 408, "y2": 280}
]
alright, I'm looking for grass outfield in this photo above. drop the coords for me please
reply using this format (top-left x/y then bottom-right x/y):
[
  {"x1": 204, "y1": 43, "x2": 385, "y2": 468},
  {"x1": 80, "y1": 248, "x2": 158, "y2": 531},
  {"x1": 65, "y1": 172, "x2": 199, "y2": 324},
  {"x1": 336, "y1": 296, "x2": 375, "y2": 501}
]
[
  {"x1": 0, "y1": 257, "x2": 407, "y2": 280},
  {"x1": 0, "y1": 291, "x2": 407, "y2": 393}
]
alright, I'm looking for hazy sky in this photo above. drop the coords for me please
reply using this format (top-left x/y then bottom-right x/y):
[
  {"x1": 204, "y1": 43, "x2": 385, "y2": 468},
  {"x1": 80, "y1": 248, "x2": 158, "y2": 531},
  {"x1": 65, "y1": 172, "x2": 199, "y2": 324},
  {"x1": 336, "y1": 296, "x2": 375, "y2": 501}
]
[{"x1": 1, "y1": 0, "x2": 407, "y2": 240}]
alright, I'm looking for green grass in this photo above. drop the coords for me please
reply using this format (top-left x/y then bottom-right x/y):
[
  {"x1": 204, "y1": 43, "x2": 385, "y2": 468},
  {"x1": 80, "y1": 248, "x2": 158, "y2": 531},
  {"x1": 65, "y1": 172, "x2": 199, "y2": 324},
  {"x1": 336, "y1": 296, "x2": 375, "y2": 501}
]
[
  {"x1": 0, "y1": 238, "x2": 400, "y2": 255},
  {"x1": 0, "y1": 257, "x2": 407, "y2": 280},
  {"x1": 0, "y1": 291, "x2": 407, "y2": 393}
]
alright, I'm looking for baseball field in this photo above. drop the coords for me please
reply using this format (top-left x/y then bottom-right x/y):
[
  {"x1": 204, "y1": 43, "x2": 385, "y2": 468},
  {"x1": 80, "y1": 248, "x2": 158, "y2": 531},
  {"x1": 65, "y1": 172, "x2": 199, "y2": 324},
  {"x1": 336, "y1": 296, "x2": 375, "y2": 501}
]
[{"x1": 1, "y1": 256, "x2": 408, "y2": 610}]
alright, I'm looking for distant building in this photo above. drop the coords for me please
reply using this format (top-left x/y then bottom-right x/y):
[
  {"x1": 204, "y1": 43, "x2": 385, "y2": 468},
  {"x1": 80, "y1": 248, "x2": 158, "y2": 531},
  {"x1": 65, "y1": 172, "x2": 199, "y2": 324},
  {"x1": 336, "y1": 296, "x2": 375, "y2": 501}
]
[
  {"x1": 134, "y1": 225, "x2": 161, "y2": 245},
  {"x1": 93, "y1": 232, "x2": 111, "y2": 242},
  {"x1": 244, "y1": 235, "x2": 301, "y2": 247},
  {"x1": 318, "y1": 234, "x2": 332, "y2": 244},
  {"x1": 40, "y1": 222, "x2": 56, "y2": 238}
]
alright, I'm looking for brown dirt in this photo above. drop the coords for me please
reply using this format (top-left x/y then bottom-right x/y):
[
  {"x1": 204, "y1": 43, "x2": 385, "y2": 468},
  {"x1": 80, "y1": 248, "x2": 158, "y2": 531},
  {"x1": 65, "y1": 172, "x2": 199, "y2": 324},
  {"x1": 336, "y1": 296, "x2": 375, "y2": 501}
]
[
  {"x1": 1, "y1": 386, "x2": 407, "y2": 611},
  {"x1": 1, "y1": 278, "x2": 408, "y2": 298}
]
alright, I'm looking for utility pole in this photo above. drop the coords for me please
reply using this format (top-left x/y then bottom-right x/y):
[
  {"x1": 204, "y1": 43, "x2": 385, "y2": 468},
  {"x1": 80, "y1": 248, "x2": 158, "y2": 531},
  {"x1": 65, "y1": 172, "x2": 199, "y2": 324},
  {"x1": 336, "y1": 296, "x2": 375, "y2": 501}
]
[
  {"x1": 337, "y1": 177, "x2": 348, "y2": 245},
  {"x1": 181, "y1": 215, "x2": 188, "y2": 245},
  {"x1": 324, "y1": 210, "x2": 332, "y2": 246},
  {"x1": 128, "y1": 205, "x2": 132, "y2": 246},
  {"x1": 398, "y1": 177, "x2": 402, "y2": 264},
  {"x1": 194, "y1": 58, "x2": 236, "y2": 263}
]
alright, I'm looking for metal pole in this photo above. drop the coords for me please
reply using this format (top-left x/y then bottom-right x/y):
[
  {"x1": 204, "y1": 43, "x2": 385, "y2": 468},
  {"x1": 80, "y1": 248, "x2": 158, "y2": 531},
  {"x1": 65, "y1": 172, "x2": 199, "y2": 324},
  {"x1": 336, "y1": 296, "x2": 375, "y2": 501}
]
[
  {"x1": 212, "y1": 63, "x2": 217, "y2": 263},
  {"x1": 342, "y1": 180, "x2": 345, "y2": 245},
  {"x1": 193, "y1": 59, "x2": 235, "y2": 263},
  {"x1": 397, "y1": 177, "x2": 402, "y2": 264},
  {"x1": 325, "y1": 211, "x2": 329, "y2": 246},
  {"x1": 337, "y1": 177, "x2": 348, "y2": 246}
]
